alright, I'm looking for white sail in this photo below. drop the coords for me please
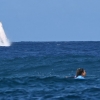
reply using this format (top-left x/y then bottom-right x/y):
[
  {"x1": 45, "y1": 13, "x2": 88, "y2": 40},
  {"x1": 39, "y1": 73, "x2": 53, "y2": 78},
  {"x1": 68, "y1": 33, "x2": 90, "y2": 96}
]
[{"x1": 0, "y1": 22, "x2": 11, "y2": 46}]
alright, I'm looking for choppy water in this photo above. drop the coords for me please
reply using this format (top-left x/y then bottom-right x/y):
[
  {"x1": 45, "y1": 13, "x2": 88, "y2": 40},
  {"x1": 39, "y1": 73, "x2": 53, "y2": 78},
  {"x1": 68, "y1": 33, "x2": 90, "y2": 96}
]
[{"x1": 0, "y1": 42, "x2": 100, "y2": 100}]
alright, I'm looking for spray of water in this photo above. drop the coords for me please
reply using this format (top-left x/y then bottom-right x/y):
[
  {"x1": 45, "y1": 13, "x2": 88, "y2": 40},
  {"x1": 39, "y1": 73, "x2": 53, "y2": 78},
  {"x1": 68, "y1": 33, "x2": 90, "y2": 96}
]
[{"x1": 0, "y1": 22, "x2": 11, "y2": 46}]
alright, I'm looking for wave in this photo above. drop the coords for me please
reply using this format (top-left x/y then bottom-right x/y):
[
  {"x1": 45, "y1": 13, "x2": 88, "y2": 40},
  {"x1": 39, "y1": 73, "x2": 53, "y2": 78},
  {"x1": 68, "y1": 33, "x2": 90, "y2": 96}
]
[
  {"x1": 0, "y1": 54, "x2": 100, "y2": 79},
  {"x1": 0, "y1": 75, "x2": 100, "y2": 100}
]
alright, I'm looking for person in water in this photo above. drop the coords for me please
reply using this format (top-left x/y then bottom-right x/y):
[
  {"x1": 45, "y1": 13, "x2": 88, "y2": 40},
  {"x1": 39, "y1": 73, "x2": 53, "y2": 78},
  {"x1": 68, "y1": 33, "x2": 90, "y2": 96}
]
[
  {"x1": 66, "y1": 68, "x2": 86, "y2": 79},
  {"x1": 75, "y1": 68, "x2": 86, "y2": 79}
]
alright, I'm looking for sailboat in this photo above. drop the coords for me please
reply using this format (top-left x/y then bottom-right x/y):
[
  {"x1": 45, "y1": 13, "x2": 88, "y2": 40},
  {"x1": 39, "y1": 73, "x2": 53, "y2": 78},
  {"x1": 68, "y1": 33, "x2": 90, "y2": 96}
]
[{"x1": 0, "y1": 22, "x2": 11, "y2": 46}]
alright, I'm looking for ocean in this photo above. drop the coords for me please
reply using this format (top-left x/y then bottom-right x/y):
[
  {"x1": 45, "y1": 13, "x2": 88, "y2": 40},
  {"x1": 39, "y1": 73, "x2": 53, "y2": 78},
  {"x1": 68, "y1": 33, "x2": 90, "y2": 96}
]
[{"x1": 0, "y1": 42, "x2": 100, "y2": 100}]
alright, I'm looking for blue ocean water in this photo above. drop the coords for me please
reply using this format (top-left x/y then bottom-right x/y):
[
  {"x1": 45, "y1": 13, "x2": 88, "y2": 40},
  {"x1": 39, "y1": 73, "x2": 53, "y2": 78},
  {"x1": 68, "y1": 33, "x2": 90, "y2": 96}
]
[{"x1": 0, "y1": 42, "x2": 100, "y2": 100}]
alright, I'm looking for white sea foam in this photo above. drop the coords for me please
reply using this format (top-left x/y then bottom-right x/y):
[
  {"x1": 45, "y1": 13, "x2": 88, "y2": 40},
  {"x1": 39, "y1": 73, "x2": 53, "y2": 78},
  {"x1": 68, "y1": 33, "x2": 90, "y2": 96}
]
[{"x1": 0, "y1": 22, "x2": 11, "y2": 46}]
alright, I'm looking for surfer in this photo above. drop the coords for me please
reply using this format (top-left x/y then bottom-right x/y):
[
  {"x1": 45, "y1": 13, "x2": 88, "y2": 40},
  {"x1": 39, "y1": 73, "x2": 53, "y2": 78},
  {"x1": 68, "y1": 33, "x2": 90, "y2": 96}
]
[
  {"x1": 75, "y1": 68, "x2": 86, "y2": 79},
  {"x1": 66, "y1": 68, "x2": 86, "y2": 79}
]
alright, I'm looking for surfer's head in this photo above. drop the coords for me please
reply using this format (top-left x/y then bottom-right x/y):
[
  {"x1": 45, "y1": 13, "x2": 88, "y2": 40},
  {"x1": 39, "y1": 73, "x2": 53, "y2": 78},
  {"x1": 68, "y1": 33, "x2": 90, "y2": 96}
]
[{"x1": 76, "y1": 68, "x2": 86, "y2": 77}]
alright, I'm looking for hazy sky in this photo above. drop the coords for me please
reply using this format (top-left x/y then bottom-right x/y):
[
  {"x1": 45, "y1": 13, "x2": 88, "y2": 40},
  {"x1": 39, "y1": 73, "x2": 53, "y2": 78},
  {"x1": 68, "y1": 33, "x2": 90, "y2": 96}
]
[{"x1": 0, "y1": 0, "x2": 100, "y2": 42}]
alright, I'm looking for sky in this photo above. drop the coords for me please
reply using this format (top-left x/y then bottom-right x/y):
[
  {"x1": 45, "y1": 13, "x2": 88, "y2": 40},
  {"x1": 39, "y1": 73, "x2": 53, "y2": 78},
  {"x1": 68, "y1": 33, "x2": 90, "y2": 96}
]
[{"x1": 0, "y1": 0, "x2": 100, "y2": 42}]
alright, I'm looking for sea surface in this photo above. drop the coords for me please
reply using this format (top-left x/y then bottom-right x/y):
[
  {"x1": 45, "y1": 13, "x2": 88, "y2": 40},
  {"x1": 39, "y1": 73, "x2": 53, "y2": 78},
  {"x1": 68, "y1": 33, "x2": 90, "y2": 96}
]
[{"x1": 0, "y1": 42, "x2": 100, "y2": 100}]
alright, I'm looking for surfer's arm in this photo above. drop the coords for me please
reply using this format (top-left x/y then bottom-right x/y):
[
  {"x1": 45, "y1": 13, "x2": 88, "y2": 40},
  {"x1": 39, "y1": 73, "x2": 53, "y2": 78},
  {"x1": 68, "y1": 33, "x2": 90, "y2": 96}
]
[{"x1": 65, "y1": 76, "x2": 75, "y2": 78}]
